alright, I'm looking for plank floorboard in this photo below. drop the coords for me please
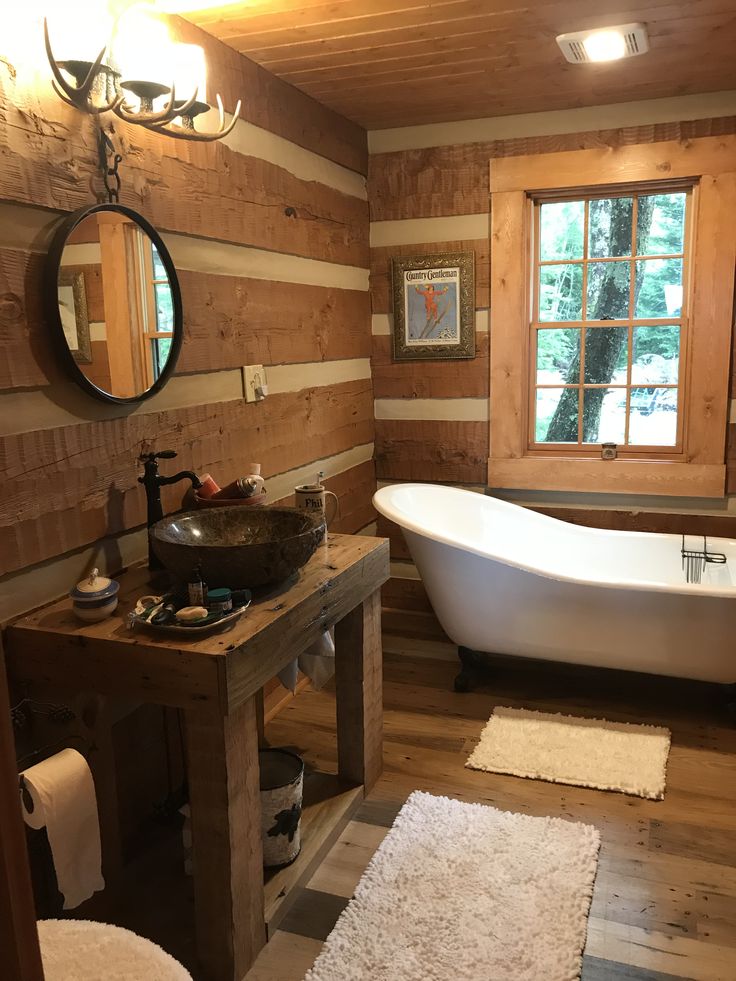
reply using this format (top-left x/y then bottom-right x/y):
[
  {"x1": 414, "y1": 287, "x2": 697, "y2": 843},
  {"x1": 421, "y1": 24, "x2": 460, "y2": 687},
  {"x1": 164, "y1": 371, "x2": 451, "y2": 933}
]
[{"x1": 252, "y1": 648, "x2": 736, "y2": 981}]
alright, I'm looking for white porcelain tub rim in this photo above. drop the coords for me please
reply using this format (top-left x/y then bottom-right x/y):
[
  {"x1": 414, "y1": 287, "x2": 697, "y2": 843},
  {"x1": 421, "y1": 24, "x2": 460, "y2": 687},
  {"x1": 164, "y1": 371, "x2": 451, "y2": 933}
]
[{"x1": 373, "y1": 483, "x2": 736, "y2": 599}]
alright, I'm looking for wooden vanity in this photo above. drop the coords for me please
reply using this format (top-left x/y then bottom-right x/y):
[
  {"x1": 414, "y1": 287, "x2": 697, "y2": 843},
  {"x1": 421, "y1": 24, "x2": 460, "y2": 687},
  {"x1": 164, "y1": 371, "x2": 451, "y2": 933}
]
[{"x1": 5, "y1": 533, "x2": 389, "y2": 981}]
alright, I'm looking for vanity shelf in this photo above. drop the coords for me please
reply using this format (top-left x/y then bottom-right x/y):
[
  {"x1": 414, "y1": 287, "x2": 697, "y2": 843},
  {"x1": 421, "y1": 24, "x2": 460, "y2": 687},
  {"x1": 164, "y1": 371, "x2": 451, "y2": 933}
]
[{"x1": 5, "y1": 532, "x2": 389, "y2": 981}]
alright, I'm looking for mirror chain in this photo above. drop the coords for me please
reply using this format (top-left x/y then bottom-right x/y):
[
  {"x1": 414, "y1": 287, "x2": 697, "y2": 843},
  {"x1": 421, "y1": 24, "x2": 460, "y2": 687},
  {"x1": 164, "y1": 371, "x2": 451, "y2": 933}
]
[{"x1": 98, "y1": 129, "x2": 123, "y2": 204}]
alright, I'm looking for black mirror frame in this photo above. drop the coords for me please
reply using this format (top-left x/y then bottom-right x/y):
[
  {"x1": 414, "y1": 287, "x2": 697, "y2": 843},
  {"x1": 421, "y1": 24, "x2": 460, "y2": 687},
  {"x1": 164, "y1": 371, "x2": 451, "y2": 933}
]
[{"x1": 45, "y1": 203, "x2": 184, "y2": 405}]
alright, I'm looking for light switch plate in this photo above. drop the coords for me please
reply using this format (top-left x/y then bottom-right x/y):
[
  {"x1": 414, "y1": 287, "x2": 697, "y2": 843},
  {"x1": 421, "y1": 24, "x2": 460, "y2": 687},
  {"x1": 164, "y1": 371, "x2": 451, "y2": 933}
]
[{"x1": 243, "y1": 364, "x2": 266, "y2": 403}]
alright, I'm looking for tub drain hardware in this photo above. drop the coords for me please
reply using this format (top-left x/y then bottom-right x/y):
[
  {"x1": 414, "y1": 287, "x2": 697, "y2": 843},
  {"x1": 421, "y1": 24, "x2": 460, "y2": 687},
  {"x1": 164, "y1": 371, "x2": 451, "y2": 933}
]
[{"x1": 681, "y1": 535, "x2": 727, "y2": 584}]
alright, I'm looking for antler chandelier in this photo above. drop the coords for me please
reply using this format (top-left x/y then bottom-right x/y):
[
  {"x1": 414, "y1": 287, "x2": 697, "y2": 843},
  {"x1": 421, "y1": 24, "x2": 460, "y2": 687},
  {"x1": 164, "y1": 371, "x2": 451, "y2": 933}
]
[{"x1": 43, "y1": 8, "x2": 241, "y2": 143}]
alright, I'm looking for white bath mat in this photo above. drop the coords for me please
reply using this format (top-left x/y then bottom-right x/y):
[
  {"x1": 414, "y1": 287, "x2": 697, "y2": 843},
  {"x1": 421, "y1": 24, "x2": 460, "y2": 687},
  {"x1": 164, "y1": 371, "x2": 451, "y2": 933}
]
[
  {"x1": 466, "y1": 706, "x2": 671, "y2": 800},
  {"x1": 305, "y1": 791, "x2": 600, "y2": 981}
]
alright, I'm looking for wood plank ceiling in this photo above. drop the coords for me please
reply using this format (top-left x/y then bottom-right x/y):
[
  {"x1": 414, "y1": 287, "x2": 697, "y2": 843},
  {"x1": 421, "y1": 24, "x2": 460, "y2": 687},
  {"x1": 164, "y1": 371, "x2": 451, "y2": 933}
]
[{"x1": 182, "y1": 0, "x2": 736, "y2": 130}]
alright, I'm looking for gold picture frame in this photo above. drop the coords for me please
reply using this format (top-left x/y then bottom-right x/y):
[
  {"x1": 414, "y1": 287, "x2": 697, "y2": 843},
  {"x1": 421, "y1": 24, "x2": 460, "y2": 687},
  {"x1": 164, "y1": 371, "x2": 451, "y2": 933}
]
[{"x1": 391, "y1": 250, "x2": 475, "y2": 361}]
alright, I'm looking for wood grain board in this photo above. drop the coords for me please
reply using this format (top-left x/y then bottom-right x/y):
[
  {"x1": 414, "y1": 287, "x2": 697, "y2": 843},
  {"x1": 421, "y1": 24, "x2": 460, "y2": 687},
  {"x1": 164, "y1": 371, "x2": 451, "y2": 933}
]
[
  {"x1": 183, "y1": 1, "x2": 736, "y2": 129},
  {"x1": 177, "y1": 275, "x2": 371, "y2": 375},
  {"x1": 0, "y1": 644, "x2": 44, "y2": 981},
  {"x1": 371, "y1": 333, "x2": 489, "y2": 399},
  {"x1": 368, "y1": 116, "x2": 736, "y2": 221},
  {"x1": 375, "y1": 419, "x2": 488, "y2": 483},
  {"x1": 0, "y1": 101, "x2": 367, "y2": 267},
  {"x1": 0, "y1": 380, "x2": 374, "y2": 576},
  {"x1": 185, "y1": 695, "x2": 266, "y2": 980}
]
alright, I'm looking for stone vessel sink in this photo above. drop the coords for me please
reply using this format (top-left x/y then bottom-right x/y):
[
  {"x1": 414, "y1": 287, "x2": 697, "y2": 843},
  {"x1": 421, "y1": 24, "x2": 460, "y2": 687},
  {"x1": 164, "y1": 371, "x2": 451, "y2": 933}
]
[{"x1": 150, "y1": 506, "x2": 326, "y2": 589}]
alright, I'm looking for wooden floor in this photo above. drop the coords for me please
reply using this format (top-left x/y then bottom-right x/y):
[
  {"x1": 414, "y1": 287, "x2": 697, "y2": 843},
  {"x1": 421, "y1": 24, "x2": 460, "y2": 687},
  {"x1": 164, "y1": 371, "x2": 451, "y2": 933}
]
[{"x1": 249, "y1": 643, "x2": 736, "y2": 981}]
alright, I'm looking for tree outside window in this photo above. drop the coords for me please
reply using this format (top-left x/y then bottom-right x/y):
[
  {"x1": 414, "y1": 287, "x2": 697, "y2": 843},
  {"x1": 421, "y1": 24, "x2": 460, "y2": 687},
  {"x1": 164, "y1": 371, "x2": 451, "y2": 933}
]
[{"x1": 532, "y1": 190, "x2": 688, "y2": 450}]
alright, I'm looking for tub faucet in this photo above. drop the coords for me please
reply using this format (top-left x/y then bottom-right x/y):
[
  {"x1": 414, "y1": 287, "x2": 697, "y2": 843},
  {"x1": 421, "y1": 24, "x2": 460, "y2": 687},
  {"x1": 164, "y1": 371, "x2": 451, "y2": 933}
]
[{"x1": 138, "y1": 450, "x2": 202, "y2": 569}]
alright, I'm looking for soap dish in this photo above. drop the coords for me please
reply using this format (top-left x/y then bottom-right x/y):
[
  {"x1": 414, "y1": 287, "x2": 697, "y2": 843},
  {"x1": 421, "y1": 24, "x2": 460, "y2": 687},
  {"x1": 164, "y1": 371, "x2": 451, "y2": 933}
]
[{"x1": 128, "y1": 598, "x2": 251, "y2": 636}]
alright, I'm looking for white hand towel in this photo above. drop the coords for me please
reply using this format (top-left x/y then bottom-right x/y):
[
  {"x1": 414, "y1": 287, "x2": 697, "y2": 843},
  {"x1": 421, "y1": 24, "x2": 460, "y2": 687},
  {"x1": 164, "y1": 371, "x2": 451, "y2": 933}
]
[
  {"x1": 277, "y1": 658, "x2": 300, "y2": 693},
  {"x1": 299, "y1": 629, "x2": 335, "y2": 691},
  {"x1": 20, "y1": 748, "x2": 105, "y2": 909}
]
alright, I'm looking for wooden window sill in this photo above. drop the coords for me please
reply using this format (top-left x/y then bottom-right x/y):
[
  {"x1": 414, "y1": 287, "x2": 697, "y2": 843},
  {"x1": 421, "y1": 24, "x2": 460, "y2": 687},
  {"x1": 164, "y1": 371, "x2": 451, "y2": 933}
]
[{"x1": 488, "y1": 458, "x2": 726, "y2": 498}]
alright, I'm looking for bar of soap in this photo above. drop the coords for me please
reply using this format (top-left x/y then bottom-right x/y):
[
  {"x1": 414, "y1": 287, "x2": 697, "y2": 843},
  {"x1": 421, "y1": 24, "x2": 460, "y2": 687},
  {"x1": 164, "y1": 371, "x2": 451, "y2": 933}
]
[{"x1": 175, "y1": 606, "x2": 209, "y2": 623}]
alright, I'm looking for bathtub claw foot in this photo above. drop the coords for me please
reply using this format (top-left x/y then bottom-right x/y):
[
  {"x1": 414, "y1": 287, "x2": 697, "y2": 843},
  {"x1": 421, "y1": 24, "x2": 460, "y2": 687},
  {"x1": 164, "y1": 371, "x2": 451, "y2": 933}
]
[
  {"x1": 454, "y1": 668, "x2": 476, "y2": 693},
  {"x1": 454, "y1": 646, "x2": 487, "y2": 693},
  {"x1": 724, "y1": 684, "x2": 736, "y2": 722}
]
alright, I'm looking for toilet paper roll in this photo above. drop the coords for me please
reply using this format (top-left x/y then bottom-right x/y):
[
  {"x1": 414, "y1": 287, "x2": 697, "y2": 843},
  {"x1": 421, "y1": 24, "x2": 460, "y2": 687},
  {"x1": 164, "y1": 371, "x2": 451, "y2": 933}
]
[{"x1": 20, "y1": 748, "x2": 105, "y2": 909}]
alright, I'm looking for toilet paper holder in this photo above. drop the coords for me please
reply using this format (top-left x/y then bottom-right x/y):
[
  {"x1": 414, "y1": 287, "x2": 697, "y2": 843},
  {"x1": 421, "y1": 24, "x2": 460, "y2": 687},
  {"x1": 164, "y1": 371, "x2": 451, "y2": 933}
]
[{"x1": 17, "y1": 735, "x2": 90, "y2": 815}]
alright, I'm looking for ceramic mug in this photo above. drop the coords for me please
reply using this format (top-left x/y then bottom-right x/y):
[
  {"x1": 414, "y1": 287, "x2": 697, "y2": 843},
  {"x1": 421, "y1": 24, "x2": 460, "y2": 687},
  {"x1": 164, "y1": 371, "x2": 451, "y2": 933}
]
[{"x1": 294, "y1": 484, "x2": 339, "y2": 525}]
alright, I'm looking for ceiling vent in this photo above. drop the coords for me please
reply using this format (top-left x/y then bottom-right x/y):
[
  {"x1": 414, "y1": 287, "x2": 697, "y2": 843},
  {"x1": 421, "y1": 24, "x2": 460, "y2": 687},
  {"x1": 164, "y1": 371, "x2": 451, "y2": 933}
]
[{"x1": 556, "y1": 23, "x2": 650, "y2": 64}]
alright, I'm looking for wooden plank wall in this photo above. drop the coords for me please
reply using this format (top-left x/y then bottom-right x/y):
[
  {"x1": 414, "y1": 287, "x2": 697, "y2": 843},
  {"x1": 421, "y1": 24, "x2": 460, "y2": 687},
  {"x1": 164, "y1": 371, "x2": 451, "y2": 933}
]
[
  {"x1": 0, "y1": 10, "x2": 374, "y2": 619},
  {"x1": 0, "y1": 11, "x2": 373, "y2": 859},
  {"x1": 368, "y1": 112, "x2": 736, "y2": 626}
]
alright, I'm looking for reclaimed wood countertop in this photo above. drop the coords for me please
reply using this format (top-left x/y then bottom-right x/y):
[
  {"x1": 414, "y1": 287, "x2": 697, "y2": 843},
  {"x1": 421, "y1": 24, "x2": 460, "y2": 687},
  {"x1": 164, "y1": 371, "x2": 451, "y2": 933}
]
[{"x1": 5, "y1": 533, "x2": 389, "y2": 714}]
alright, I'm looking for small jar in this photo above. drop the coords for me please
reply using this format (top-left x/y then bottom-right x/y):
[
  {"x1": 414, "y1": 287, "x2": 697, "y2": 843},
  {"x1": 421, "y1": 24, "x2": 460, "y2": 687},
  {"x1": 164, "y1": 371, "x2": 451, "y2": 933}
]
[
  {"x1": 70, "y1": 569, "x2": 120, "y2": 623},
  {"x1": 208, "y1": 587, "x2": 233, "y2": 613}
]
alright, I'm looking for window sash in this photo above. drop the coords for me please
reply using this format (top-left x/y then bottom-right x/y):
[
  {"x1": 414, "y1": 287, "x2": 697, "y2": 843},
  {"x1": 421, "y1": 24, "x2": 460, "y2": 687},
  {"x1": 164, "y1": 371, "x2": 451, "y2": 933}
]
[{"x1": 528, "y1": 188, "x2": 692, "y2": 456}]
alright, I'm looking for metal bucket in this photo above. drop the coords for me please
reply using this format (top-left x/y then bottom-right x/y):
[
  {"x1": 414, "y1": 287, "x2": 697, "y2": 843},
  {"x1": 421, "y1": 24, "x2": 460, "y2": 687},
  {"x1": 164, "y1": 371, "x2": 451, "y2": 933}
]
[{"x1": 259, "y1": 749, "x2": 304, "y2": 869}]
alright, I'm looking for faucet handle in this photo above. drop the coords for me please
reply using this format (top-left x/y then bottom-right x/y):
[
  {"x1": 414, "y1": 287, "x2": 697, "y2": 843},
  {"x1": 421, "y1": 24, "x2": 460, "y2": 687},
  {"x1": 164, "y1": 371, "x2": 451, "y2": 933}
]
[{"x1": 139, "y1": 449, "x2": 177, "y2": 462}]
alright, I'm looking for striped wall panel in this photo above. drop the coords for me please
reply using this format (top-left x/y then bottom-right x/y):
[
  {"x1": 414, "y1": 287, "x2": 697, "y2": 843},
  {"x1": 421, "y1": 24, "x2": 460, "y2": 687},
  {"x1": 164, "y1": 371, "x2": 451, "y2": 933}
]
[{"x1": 0, "y1": 8, "x2": 374, "y2": 622}]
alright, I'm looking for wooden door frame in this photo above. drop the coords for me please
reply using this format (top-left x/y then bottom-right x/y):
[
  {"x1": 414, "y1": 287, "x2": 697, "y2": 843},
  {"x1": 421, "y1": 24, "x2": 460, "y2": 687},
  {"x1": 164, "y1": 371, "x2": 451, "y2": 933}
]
[{"x1": 0, "y1": 638, "x2": 44, "y2": 980}]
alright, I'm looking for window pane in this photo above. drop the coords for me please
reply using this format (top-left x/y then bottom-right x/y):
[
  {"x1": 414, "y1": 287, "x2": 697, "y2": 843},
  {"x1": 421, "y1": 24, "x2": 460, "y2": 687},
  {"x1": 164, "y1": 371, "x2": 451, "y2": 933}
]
[
  {"x1": 634, "y1": 258, "x2": 683, "y2": 318},
  {"x1": 586, "y1": 261, "x2": 630, "y2": 320},
  {"x1": 628, "y1": 387, "x2": 678, "y2": 445},
  {"x1": 535, "y1": 388, "x2": 579, "y2": 443},
  {"x1": 152, "y1": 336, "x2": 173, "y2": 380},
  {"x1": 540, "y1": 201, "x2": 584, "y2": 261},
  {"x1": 152, "y1": 245, "x2": 167, "y2": 279},
  {"x1": 588, "y1": 197, "x2": 633, "y2": 258},
  {"x1": 536, "y1": 328, "x2": 580, "y2": 384},
  {"x1": 155, "y1": 282, "x2": 174, "y2": 331},
  {"x1": 539, "y1": 264, "x2": 583, "y2": 321},
  {"x1": 632, "y1": 326, "x2": 680, "y2": 384},
  {"x1": 583, "y1": 326, "x2": 628, "y2": 384},
  {"x1": 582, "y1": 387, "x2": 626, "y2": 444},
  {"x1": 637, "y1": 192, "x2": 686, "y2": 256}
]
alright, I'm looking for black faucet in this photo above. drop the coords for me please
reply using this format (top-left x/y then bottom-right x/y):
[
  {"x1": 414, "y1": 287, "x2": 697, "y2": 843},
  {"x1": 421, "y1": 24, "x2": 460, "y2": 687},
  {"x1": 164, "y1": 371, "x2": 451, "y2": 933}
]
[{"x1": 138, "y1": 450, "x2": 202, "y2": 569}]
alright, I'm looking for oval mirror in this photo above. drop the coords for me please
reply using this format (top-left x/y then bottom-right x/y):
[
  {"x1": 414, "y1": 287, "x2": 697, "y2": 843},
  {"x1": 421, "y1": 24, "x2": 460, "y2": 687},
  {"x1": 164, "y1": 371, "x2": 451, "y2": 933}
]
[{"x1": 46, "y1": 204, "x2": 182, "y2": 404}]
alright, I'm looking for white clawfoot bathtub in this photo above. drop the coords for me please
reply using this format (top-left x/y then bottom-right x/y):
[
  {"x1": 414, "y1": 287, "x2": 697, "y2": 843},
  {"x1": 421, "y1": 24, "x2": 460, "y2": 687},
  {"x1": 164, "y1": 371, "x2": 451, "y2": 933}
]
[{"x1": 373, "y1": 483, "x2": 736, "y2": 684}]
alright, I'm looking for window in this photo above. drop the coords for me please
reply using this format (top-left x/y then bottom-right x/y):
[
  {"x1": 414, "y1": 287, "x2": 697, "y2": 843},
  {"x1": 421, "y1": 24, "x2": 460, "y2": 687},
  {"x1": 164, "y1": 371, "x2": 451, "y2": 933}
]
[
  {"x1": 488, "y1": 136, "x2": 736, "y2": 497},
  {"x1": 148, "y1": 244, "x2": 174, "y2": 381},
  {"x1": 532, "y1": 190, "x2": 690, "y2": 453},
  {"x1": 137, "y1": 239, "x2": 175, "y2": 385}
]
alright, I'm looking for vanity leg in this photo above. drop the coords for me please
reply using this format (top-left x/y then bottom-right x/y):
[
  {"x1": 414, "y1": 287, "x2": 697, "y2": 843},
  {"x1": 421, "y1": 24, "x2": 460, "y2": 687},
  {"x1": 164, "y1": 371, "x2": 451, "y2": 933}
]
[
  {"x1": 255, "y1": 688, "x2": 266, "y2": 748},
  {"x1": 185, "y1": 697, "x2": 265, "y2": 981},
  {"x1": 335, "y1": 589, "x2": 383, "y2": 792}
]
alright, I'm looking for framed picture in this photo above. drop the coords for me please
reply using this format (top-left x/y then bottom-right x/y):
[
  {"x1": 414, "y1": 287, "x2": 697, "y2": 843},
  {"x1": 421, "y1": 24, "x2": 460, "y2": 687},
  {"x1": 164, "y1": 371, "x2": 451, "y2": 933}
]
[
  {"x1": 391, "y1": 250, "x2": 475, "y2": 361},
  {"x1": 57, "y1": 269, "x2": 92, "y2": 363}
]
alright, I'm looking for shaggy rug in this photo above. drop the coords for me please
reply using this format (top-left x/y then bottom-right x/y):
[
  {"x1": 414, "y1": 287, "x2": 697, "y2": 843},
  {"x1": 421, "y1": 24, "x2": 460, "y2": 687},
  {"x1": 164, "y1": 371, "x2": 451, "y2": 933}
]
[
  {"x1": 37, "y1": 919, "x2": 192, "y2": 981},
  {"x1": 466, "y1": 706, "x2": 671, "y2": 800},
  {"x1": 305, "y1": 791, "x2": 600, "y2": 981}
]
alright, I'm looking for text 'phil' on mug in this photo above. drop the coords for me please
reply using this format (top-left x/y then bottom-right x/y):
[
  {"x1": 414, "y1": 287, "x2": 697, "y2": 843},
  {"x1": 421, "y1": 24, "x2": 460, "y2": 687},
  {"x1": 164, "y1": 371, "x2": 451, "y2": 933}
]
[{"x1": 294, "y1": 482, "x2": 339, "y2": 525}]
